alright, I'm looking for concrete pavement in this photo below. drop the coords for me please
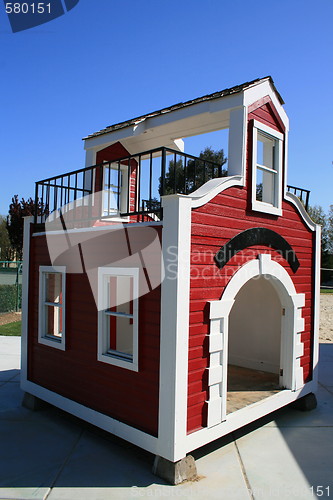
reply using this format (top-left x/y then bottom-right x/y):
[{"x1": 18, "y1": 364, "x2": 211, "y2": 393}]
[{"x1": 0, "y1": 336, "x2": 332, "y2": 499}]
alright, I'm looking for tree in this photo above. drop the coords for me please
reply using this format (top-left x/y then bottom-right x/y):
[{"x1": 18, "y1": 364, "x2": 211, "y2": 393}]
[
  {"x1": 307, "y1": 205, "x2": 329, "y2": 251},
  {"x1": 308, "y1": 204, "x2": 333, "y2": 283},
  {"x1": 161, "y1": 146, "x2": 227, "y2": 196},
  {"x1": 327, "y1": 204, "x2": 333, "y2": 254},
  {"x1": 6, "y1": 195, "x2": 47, "y2": 260},
  {"x1": 0, "y1": 215, "x2": 13, "y2": 261},
  {"x1": 144, "y1": 147, "x2": 227, "y2": 213}
]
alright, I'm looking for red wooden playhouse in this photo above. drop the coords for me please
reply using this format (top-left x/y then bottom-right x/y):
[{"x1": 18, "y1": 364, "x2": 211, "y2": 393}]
[{"x1": 21, "y1": 76, "x2": 320, "y2": 483}]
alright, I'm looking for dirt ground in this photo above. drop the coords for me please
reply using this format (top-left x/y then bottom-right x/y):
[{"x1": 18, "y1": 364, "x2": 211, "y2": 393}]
[
  {"x1": 0, "y1": 311, "x2": 22, "y2": 326},
  {"x1": 319, "y1": 294, "x2": 333, "y2": 343},
  {"x1": 0, "y1": 295, "x2": 332, "y2": 340}
]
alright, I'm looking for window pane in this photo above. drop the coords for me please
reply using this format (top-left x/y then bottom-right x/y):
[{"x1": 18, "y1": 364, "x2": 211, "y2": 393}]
[
  {"x1": 103, "y1": 164, "x2": 122, "y2": 215},
  {"x1": 45, "y1": 273, "x2": 62, "y2": 304},
  {"x1": 107, "y1": 314, "x2": 133, "y2": 358},
  {"x1": 107, "y1": 275, "x2": 133, "y2": 315},
  {"x1": 45, "y1": 305, "x2": 62, "y2": 337},
  {"x1": 256, "y1": 168, "x2": 263, "y2": 201},
  {"x1": 257, "y1": 137, "x2": 264, "y2": 166},
  {"x1": 257, "y1": 132, "x2": 276, "y2": 170},
  {"x1": 257, "y1": 167, "x2": 275, "y2": 204}
]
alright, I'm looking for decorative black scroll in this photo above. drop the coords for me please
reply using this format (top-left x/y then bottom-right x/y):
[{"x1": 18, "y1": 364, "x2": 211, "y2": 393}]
[{"x1": 214, "y1": 227, "x2": 300, "y2": 272}]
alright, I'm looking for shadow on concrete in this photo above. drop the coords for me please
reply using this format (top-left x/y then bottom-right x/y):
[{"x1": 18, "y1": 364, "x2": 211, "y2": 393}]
[
  {"x1": 0, "y1": 386, "x2": 166, "y2": 489},
  {"x1": 0, "y1": 368, "x2": 20, "y2": 382},
  {"x1": 0, "y1": 346, "x2": 332, "y2": 492}
]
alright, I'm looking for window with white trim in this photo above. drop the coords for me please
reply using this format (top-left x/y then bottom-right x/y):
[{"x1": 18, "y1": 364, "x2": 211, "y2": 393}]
[
  {"x1": 252, "y1": 120, "x2": 283, "y2": 216},
  {"x1": 38, "y1": 266, "x2": 66, "y2": 350},
  {"x1": 102, "y1": 162, "x2": 129, "y2": 216},
  {"x1": 98, "y1": 267, "x2": 139, "y2": 371}
]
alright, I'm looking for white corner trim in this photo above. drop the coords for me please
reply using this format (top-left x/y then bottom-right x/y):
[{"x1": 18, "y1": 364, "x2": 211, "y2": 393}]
[
  {"x1": 190, "y1": 175, "x2": 244, "y2": 209},
  {"x1": 158, "y1": 194, "x2": 192, "y2": 462},
  {"x1": 85, "y1": 148, "x2": 97, "y2": 167},
  {"x1": 20, "y1": 378, "x2": 158, "y2": 455},
  {"x1": 21, "y1": 216, "x2": 34, "y2": 385},
  {"x1": 312, "y1": 224, "x2": 321, "y2": 387},
  {"x1": 227, "y1": 106, "x2": 247, "y2": 178},
  {"x1": 285, "y1": 192, "x2": 316, "y2": 231}
]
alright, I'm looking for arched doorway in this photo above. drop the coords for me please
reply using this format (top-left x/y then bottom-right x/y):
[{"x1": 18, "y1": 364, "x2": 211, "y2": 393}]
[
  {"x1": 227, "y1": 275, "x2": 283, "y2": 413},
  {"x1": 207, "y1": 254, "x2": 305, "y2": 428}
]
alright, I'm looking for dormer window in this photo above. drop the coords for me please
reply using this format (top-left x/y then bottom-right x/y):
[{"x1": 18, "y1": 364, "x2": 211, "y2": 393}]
[{"x1": 251, "y1": 120, "x2": 283, "y2": 216}]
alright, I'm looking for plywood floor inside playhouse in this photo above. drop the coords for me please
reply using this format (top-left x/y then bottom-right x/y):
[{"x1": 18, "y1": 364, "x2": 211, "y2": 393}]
[{"x1": 227, "y1": 365, "x2": 281, "y2": 414}]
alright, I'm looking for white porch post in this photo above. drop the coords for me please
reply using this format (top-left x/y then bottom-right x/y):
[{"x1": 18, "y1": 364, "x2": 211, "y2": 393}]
[{"x1": 157, "y1": 194, "x2": 192, "y2": 462}]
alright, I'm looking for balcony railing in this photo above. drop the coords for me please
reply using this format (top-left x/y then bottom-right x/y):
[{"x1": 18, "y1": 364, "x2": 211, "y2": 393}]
[
  {"x1": 286, "y1": 185, "x2": 310, "y2": 210},
  {"x1": 34, "y1": 147, "x2": 310, "y2": 226},
  {"x1": 34, "y1": 147, "x2": 226, "y2": 225}
]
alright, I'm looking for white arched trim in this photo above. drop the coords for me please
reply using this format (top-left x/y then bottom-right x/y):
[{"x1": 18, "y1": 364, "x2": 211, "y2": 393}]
[
  {"x1": 207, "y1": 254, "x2": 305, "y2": 428},
  {"x1": 190, "y1": 175, "x2": 244, "y2": 209},
  {"x1": 285, "y1": 192, "x2": 316, "y2": 231}
]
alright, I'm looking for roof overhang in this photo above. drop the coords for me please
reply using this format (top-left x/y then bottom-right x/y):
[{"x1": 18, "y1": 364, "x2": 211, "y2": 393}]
[{"x1": 83, "y1": 76, "x2": 288, "y2": 154}]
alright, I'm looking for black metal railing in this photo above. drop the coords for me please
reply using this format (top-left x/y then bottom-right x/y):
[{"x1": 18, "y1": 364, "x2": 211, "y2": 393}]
[
  {"x1": 35, "y1": 147, "x2": 226, "y2": 225},
  {"x1": 35, "y1": 149, "x2": 310, "y2": 226},
  {"x1": 286, "y1": 184, "x2": 310, "y2": 210}
]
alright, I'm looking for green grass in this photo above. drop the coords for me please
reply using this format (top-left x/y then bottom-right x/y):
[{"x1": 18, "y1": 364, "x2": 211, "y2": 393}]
[
  {"x1": 0, "y1": 320, "x2": 21, "y2": 336},
  {"x1": 321, "y1": 288, "x2": 333, "y2": 294}
]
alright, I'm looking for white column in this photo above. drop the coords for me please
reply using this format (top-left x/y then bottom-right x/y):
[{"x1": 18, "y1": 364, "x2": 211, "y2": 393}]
[
  {"x1": 227, "y1": 106, "x2": 247, "y2": 179},
  {"x1": 21, "y1": 216, "x2": 34, "y2": 385},
  {"x1": 157, "y1": 194, "x2": 192, "y2": 462}
]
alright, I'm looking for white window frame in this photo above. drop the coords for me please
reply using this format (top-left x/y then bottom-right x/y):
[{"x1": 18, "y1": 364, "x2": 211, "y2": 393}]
[
  {"x1": 102, "y1": 162, "x2": 129, "y2": 218},
  {"x1": 251, "y1": 120, "x2": 283, "y2": 216},
  {"x1": 97, "y1": 267, "x2": 139, "y2": 372},
  {"x1": 38, "y1": 266, "x2": 66, "y2": 351}
]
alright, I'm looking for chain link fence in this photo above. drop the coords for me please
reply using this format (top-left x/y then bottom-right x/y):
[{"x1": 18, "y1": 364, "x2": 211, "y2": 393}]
[
  {"x1": 321, "y1": 268, "x2": 333, "y2": 290},
  {"x1": 0, "y1": 261, "x2": 23, "y2": 313}
]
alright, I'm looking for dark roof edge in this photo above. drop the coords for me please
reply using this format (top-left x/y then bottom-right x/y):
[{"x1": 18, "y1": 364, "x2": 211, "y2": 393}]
[{"x1": 83, "y1": 76, "x2": 284, "y2": 141}]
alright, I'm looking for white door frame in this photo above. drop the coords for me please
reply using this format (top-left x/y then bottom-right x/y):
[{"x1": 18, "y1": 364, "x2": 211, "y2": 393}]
[{"x1": 207, "y1": 254, "x2": 305, "y2": 427}]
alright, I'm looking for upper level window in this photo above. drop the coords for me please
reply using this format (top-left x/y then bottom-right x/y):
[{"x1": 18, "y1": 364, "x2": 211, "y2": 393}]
[
  {"x1": 38, "y1": 266, "x2": 66, "y2": 350},
  {"x1": 251, "y1": 120, "x2": 283, "y2": 216},
  {"x1": 102, "y1": 162, "x2": 129, "y2": 217},
  {"x1": 97, "y1": 267, "x2": 139, "y2": 371}
]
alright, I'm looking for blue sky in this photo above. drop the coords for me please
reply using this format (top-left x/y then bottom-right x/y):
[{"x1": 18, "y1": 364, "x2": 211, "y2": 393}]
[{"x1": 0, "y1": 0, "x2": 332, "y2": 215}]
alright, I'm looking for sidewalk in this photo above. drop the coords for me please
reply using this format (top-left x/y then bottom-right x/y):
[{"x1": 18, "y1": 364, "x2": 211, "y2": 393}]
[{"x1": 0, "y1": 337, "x2": 332, "y2": 500}]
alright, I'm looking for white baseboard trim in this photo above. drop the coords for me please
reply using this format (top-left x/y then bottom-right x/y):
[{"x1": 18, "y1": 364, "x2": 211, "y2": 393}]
[{"x1": 186, "y1": 382, "x2": 317, "y2": 453}]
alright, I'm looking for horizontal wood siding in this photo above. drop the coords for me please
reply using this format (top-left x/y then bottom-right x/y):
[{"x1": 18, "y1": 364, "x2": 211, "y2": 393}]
[
  {"x1": 187, "y1": 102, "x2": 315, "y2": 434},
  {"x1": 28, "y1": 226, "x2": 162, "y2": 436}
]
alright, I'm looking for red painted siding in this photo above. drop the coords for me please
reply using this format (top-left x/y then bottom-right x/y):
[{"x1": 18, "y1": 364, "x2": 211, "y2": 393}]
[
  {"x1": 28, "y1": 225, "x2": 162, "y2": 436},
  {"x1": 187, "y1": 102, "x2": 315, "y2": 434}
]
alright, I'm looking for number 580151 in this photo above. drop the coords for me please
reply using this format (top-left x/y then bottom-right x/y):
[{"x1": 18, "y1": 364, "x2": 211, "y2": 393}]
[{"x1": 5, "y1": 3, "x2": 51, "y2": 14}]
